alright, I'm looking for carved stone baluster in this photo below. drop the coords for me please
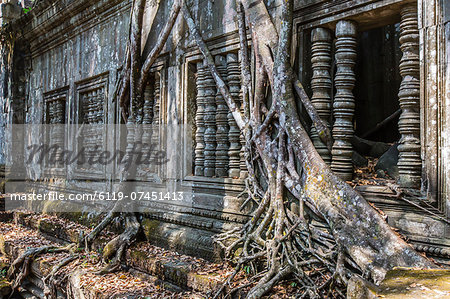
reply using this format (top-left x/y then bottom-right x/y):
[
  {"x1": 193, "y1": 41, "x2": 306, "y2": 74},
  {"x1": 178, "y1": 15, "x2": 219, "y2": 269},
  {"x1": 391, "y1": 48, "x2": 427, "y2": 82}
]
[
  {"x1": 142, "y1": 81, "x2": 154, "y2": 173},
  {"x1": 96, "y1": 89, "x2": 104, "y2": 124},
  {"x1": 153, "y1": 73, "x2": 161, "y2": 124},
  {"x1": 89, "y1": 91, "x2": 97, "y2": 124},
  {"x1": 151, "y1": 72, "x2": 161, "y2": 166},
  {"x1": 311, "y1": 28, "x2": 333, "y2": 165},
  {"x1": 331, "y1": 20, "x2": 357, "y2": 181},
  {"x1": 203, "y1": 60, "x2": 217, "y2": 177},
  {"x1": 88, "y1": 92, "x2": 97, "y2": 162},
  {"x1": 239, "y1": 82, "x2": 248, "y2": 179},
  {"x1": 94, "y1": 90, "x2": 104, "y2": 164},
  {"x1": 48, "y1": 101, "x2": 56, "y2": 166},
  {"x1": 55, "y1": 99, "x2": 65, "y2": 124},
  {"x1": 123, "y1": 114, "x2": 136, "y2": 178},
  {"x1": 226, "y1": 53, "x2": 241, "y2": 178},
  {"x1": 79, "y1": 94, "x2": 88, "y2": 167},
  {"x1": 54, "y1": 99, "x2": 65, "y2": 165},
  {"x1": 143, "y1": 82, "x2": 154, "y2": 125},
  {"x1": 48, "y1": 101, "x2": 55, "y2": 124},
  {"x1": 194, "y1": 61, "x2": 206, "y2": 176},
  {"x1": 215, "y1": 55, "x2": 229, "y2": 177},
  {"x1": 81, "y1": 94, "x2": 89, "y2": 124},
  {"x1": 398, "y1": 5, "x2": 421, "y2": 188}
]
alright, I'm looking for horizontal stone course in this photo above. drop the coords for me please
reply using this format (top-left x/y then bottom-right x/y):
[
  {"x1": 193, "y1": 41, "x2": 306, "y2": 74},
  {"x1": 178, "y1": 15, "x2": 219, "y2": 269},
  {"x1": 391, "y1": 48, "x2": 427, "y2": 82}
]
[{"x1": 0, "y1": 210, "x2": 229, "y2": 297}]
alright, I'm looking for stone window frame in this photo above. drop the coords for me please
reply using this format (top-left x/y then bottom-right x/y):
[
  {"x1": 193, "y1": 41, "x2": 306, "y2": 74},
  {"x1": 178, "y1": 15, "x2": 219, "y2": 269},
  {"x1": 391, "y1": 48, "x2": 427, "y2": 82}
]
[
  {"x1": 42, "y1": 86, "x2": 69, "y2": 177},
  {"x1": 71, "y1": 72, "x2": 109, "y2": 180},
  {"x1": 182, "y1": 37, "x2": 247, "y2": 184},
  {"x1": 112, "y1": 63, "x2": 166, "y2": 183},
  {"x1": 294, "y1": 3, "x2": 425, "y2": 183},
  {"x1": 294, "y1": 0, "x2": 449, "y2": 216}
]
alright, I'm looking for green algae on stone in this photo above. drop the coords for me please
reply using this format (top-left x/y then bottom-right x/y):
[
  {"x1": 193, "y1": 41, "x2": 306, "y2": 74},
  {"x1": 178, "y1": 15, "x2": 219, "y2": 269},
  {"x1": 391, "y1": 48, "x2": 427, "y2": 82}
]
[
  {"x1": 0, "y1": 278, "x2": 11, "y2": 297},
  {"x1": 141, "y1": 218, "x2": 161, "y2": 240},
  {"x1": 348, "y1": 269, "x2": 450, "y2": 299}
]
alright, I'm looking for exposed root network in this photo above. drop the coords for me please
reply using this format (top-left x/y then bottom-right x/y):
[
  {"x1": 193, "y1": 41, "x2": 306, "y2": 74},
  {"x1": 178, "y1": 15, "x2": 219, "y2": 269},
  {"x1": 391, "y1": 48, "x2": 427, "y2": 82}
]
[{"x1": 6, "y1": 0, "x2": 438, "y2": 298}]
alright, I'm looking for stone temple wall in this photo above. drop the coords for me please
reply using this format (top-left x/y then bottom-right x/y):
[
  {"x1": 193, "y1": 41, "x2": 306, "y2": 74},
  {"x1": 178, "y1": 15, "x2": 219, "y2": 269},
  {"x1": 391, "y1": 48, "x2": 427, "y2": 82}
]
[
  {"x1": 0, "y1": 0, "x2": 449, "y2": 262},
  {"x1": 4, "y1": 0, "x2": 254, "y2": 261}
]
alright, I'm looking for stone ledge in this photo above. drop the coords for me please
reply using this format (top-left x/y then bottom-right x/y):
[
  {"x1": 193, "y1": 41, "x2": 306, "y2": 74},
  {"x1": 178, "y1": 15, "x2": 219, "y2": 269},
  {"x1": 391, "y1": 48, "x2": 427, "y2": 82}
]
[
  {"x1": 2, "y1": 211, "x2": 227, "y2": 294},
  {"x1": 0, "y1": 218, "x2": 206, "y2": 297},
  {"x1": 13, "y1": 210, "x2": 111, "y2": 252},
  {"x1": 126, "y1": 244, "x2": 224, "y2": 293}
]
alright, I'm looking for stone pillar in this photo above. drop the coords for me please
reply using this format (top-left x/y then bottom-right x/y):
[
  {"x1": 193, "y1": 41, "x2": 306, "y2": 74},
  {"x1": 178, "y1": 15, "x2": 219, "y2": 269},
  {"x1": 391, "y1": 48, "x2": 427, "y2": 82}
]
[
  {"x1": 215, "y1": 55, "x2": 229, "y2": 177},
  {"x1": 226, "y1": 53, "x2": 241, "y2": 178},
  {"x1": 194, "y1": 62, "x2": 206, "y2": 176},
  {"x1": 397, "y1": 4, "x2": 421, "y2": 189},
  {"x1": 203, "y1": 60, "x2": 217, "y2": 177},
  {"x1": 310, "y1": 27, "x2": 333, "y2": 165},
  {"x1": 331, "y1": 20, "x2": 357, "y2": 181},
  {"x1": 54, "y1": 99, "x2": 65, "y2": 166}
]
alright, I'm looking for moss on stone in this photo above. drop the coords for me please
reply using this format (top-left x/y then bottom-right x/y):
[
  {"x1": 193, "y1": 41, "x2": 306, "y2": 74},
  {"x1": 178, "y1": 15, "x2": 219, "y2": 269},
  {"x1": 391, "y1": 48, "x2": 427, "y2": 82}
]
[
  {"x1": 102, "y1": 241, "x2": 116, "y2": 261},
  {"x1": 141, "y1": 219, "x2": 161, "y2": 240},
  {"x1": 129, "y1": 249, "x2": 148, "y2": 261},
  {"x1": 187, "y1": 272, "x2": 220, "y2": 292},
  {"x1": 0, "y1": 261, "x2": 8, "y2": 271},
  {"x1": 348, "y1": 269, "x2": 450, "y2": 299}
]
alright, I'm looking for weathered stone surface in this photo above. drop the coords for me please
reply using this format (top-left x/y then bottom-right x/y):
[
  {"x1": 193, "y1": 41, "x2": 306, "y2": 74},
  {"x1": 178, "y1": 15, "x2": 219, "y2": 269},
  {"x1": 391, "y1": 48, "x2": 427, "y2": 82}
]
[
  {"x1": 0, "y1": 0, "x2": 448, "y2": 266},
  {"x1": 1, "y1": 211, "x2": 219, "y2": 297},
  {"x1": 0, "y1": 1, "x2": 21, "y2": 25},
  {"x1": 331, "y1": 20, "x2": 357, "y2": 181},
  {"x1": 375, "y1": 143, "x2": 399, "y2": 179},
  {"x1": 352, "y1": 151, "x2": 368, "y2": 168},
  {"x1": 347, "y1": 275, "x2": 378, "y2": 299},
  {"x1": 126, "y1": 245, "x2": 220, "y2": 293},
  {"x1": 348, "y1": 269, "x2": 450, "y2": 299},
  {"x1": 352, "y1": 136, "x2": 391, "y2": 158},
  {"x1": 397, "y1": 4, "x2": 422, "y2": 189},
  {"x1": 141, "y1": 218, "x2": 217, "y2": 261}
]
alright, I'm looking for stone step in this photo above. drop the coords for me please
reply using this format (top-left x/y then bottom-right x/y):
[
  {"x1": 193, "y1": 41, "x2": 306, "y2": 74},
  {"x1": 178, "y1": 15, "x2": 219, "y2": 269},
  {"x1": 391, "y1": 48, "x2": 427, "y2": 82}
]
[
  {"x1": 125, "y1": 242, "x2": 226, "y2": 293},
  {"x1": 2, "y1": 210, "x2": 229, "y2": 296},
  {"x1": 0, "y1": 219, "x2": 204, "y2": 298}
]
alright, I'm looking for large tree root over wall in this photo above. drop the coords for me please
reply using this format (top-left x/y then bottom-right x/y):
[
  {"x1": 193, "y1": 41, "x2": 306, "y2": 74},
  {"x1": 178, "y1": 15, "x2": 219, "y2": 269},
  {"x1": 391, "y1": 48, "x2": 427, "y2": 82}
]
[{"x1": 6, "y1": 0, "x2": 439, "y2": 297}]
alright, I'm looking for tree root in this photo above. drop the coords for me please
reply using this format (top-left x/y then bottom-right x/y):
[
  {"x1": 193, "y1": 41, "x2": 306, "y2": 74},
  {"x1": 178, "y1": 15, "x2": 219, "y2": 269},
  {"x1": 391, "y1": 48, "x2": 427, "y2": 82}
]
[
  {"x1": 43, "y1": 254, "x2": 79, "y2": 298},
  {"x1": 96, "y1": 213, "x2": 140, "y2": 274},
  {"x1": 7, "y1": 243, "x2": 76, "y2": 297},
  {"x1": 80, "y1": 200, "x2": 122, "y2": 249},
  {"x1": 6, "y1": 0, "x2": 435, "y2": 297}
]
